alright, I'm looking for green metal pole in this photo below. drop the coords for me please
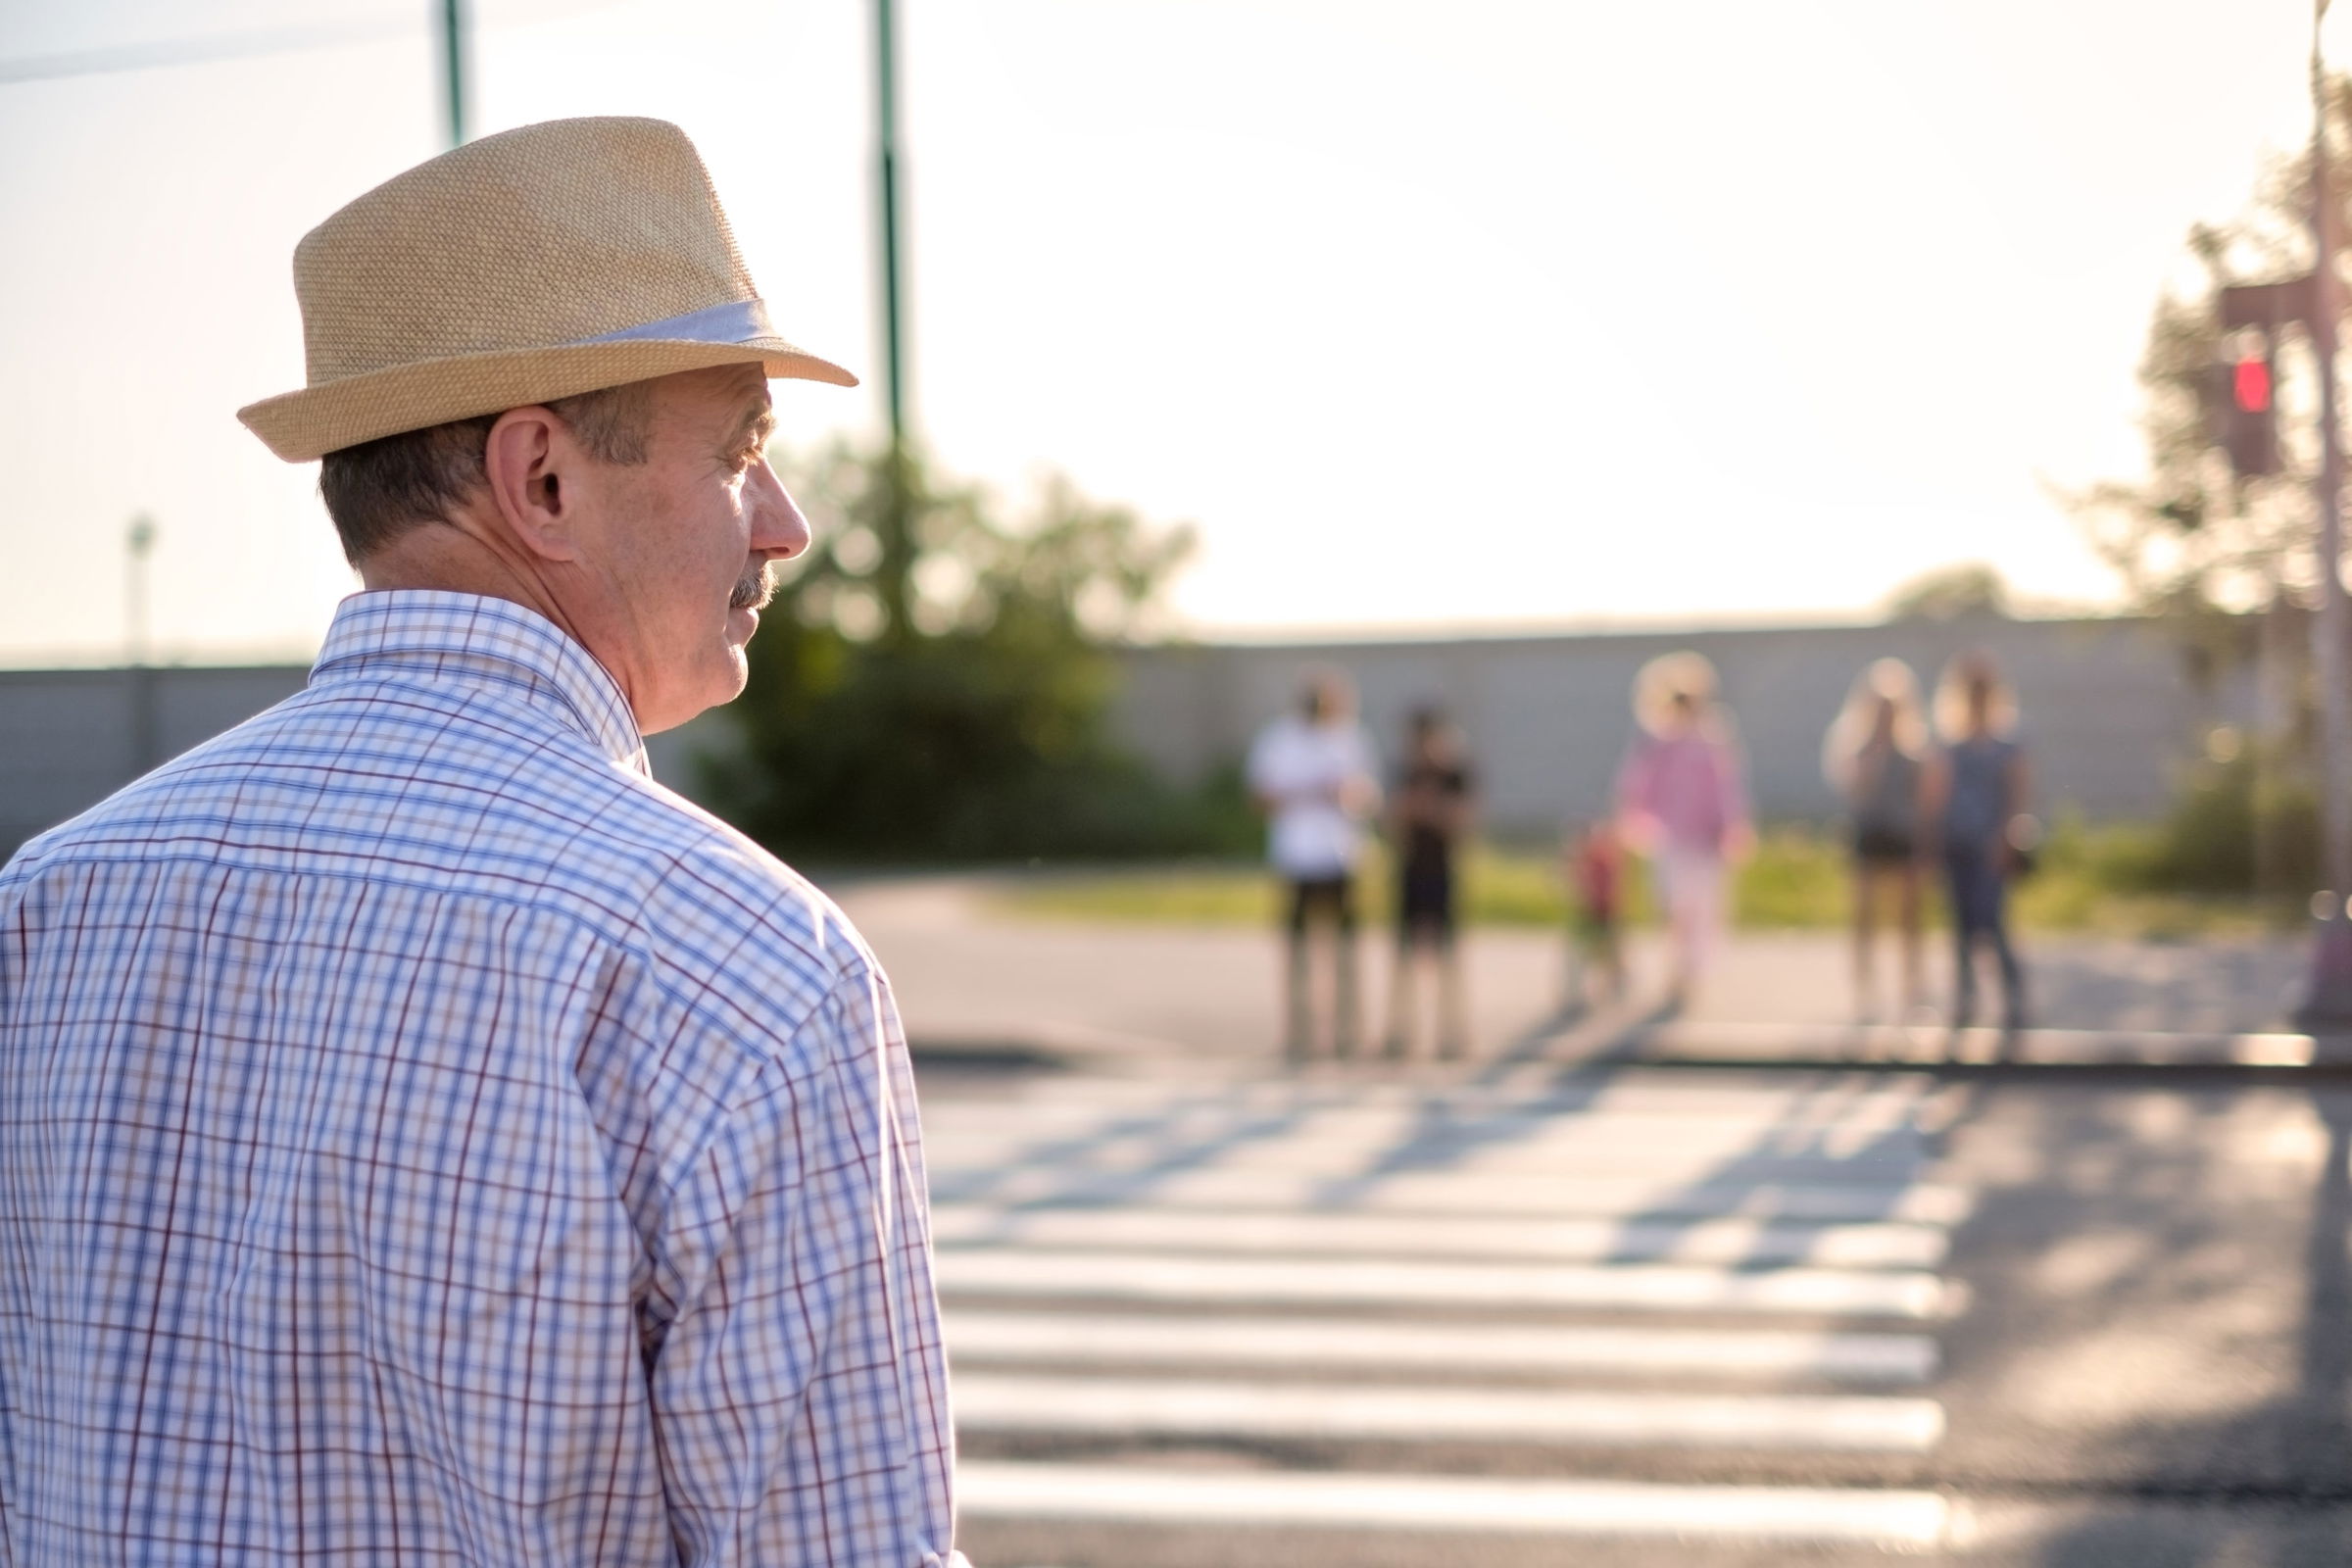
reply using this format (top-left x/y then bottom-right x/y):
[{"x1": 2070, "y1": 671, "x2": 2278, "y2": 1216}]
[
  {"x1": 872, "y1": 0, "x2": 911, "y2": 640},
  {"x1": 875, "y1": 0, "x2": 906, "y2": 452},
  {"x1": 440, "y1": 0, "x2": 467, "y2": 147}
]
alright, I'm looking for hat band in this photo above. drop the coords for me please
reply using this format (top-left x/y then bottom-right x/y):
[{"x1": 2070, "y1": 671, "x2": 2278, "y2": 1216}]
[{"x1": 571, "y1": 297, "x2": 776, "y2": 347}]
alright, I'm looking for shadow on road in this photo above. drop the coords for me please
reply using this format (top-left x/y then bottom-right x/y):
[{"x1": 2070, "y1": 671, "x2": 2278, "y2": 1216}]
[{"x1": 1930, "y1": 1081, "x2": 2352, "y2": 1566}]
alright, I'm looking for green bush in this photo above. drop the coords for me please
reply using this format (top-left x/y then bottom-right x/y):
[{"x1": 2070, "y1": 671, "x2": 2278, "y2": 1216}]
[
  {"x1": 2127, "y1": 753, "x2": 2320, "y2": 896},
  {"x1": 706, "y1": 441, "x2": 1251, "y2": 863},
  {"x1": 1732, "y1": 829, "x2": 1849, "y2": 927}
]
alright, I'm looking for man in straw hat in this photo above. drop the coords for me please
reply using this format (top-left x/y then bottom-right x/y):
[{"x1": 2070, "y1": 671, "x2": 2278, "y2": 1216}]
[{"x1": 0, "y1": 120, "x2": 967, "y2": 1566}]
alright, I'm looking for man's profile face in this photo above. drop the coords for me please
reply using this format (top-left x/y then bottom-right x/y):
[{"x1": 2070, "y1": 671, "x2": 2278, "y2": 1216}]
[{"x1": 571, "y1": 365, "x2": 808, "y2": 733}]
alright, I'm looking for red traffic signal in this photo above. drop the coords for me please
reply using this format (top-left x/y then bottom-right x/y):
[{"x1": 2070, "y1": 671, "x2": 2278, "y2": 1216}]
[
  {"x1": 2207, "y1": 350, "x2": 2282, "y2": 478},
  {"x1": 2232, "y1": 354, "x2": 2273, "y2": 414}
]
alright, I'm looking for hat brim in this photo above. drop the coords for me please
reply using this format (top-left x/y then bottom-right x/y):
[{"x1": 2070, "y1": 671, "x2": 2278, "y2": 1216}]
[{"x1": 237, "y1": 336, "x2": 858, "y2": 463}]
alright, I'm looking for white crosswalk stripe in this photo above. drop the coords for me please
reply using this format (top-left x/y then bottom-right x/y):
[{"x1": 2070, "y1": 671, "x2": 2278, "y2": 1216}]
[
  {"x1": 956, "y1": 1462, "x2": 1953, "y2": 1547},
  {"x1": 933, "y1": 1162, "x2": 1973, "y2": 1224},
  {"x1": 930, "y1": 1202, "x2": 1950, "y2": 1267},
  {"x1": 939, "y1": 1246, "x2": 1950, "y2": 1317},
  {"x1": 947, "y1": 1309, "x2": 1940, "y2": 1383},
  {"x1": 928, "y1": 1136, "x2": 1926, "y2": 1184},
  {"x1": 938, "y1": 1067, "x2": 1967, "y2": 1554},
  {"x1": 956, "y1": 1371, "x2": 1945, "y2": 1451}
]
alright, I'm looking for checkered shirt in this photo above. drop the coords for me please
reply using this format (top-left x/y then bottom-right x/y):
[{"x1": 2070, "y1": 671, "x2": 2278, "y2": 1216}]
[{"x1": 0, "y1": 591, "x2": 966, "y2": 1566}]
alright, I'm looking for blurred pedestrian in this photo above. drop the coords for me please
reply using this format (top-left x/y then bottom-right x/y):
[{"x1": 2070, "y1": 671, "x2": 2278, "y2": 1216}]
[
  {"x1": 1924, "y1": 651, "x2": 2033, "y2": 1031},
  {"x1": 1385, "y1": 705, "x2": 1477, "y2": 1059},
  {"x1": 1616, "y1": 651, "x2": 1752, "y2": 1005},
  {"x1": 1823, "y1": 659, "x2": 1931, "y2": 1020},
  {"x1": 0, "y1": 121, "x2": 968, "y2": 1565},
  {"x1": 1248, "y1": 667, "x2": 1382, "y2": 1061},
  {"x1": 1562, "y1": 816, "x2": 1628, "y2": 1008}
]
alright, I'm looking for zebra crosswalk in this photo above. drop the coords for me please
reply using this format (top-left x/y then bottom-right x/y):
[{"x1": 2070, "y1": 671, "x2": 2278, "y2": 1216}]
[
  {"x1": 943, "y1": 1309, "x2": 1938, "y2": 1383},
  {"x1": 926, "y1": 1065, "x2": 1968, "y2": 1558}
]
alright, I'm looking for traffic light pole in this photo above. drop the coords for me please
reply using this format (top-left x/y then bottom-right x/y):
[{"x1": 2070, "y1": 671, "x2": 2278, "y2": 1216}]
[
  {"x1": 2300, "y1": 0, "x2": 2352, "y2": 1028},
  {"x1": 874, "y1": 0, "x2": 906, "y2": 458},
  {"x1": 871, "y1": 0, "x2": 913, "y2": 643}
]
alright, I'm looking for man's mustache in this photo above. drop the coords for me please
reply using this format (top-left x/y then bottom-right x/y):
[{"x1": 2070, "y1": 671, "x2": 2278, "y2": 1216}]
[{"x1": 729, "y1": 561, "x2": 774, "y2": 612}]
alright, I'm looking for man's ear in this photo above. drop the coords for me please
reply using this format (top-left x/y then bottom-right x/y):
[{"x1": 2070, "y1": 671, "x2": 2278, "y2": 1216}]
[{"x1": 481, "y1": 406, "x2": 578, "y2": 564}]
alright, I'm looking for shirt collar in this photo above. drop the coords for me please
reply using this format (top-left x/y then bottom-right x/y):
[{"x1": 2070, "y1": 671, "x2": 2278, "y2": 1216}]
[{"x1": 310, "y1": 590, "x2": 648, "y2": 771}]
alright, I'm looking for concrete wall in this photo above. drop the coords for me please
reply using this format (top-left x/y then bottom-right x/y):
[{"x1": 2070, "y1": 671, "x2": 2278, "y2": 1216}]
[
  {"x1": 0, "y1": 615, "x2": 2246, "y2": 862},
  {"x1": 0, "y1": 666, "x2": 309, "y2": 859},
  {"x1": 1107, "y1": 616, "x2": 2252, "y2": 836},
  {"x1": 0, "y1": 664, "x2": 729, "y2": 862}
]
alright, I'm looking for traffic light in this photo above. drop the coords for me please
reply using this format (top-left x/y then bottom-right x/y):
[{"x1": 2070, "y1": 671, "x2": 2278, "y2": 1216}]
[
  {"x1": 2207, "y1": 346, "x2": 2282, "y2": 478},
  {"x1": 2233, "y1": 352, "x2": 2273, "y2": 416}
]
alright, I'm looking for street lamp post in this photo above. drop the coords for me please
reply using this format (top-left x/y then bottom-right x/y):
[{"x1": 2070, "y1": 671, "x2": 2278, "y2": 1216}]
[{"x1": 124, "y1": 514, "x2": 158, "y2": 776}]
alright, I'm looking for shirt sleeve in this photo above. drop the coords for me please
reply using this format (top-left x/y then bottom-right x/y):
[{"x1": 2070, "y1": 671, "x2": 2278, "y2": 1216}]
[{"x1": 641, "y1": 965, "x2": 964, "y2": 1568}]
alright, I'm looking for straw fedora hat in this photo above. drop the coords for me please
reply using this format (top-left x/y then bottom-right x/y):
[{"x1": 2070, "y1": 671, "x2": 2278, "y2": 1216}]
[{"x1": 238, "y1": 117, "x2": 855, "y2": 463}]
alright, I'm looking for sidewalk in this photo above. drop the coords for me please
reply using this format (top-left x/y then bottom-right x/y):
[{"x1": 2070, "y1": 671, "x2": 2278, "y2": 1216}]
[{"x1": 831, "y1": 873, "x2": 2314, "y2": 1072}]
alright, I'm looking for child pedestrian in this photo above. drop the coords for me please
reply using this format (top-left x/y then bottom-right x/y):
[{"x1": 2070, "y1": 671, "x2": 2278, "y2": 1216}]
[{"x1": 1562, "y1": 817, "x2": 1627, "y2": 1009}]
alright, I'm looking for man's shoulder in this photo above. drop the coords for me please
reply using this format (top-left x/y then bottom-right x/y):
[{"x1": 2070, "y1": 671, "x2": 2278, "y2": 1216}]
[
  {"x1": 603, "y1": 775, "x2": 876, "y2": 999},
  {"x1": 4, "y1": 684, "x2": 874, "y2": 1000}
]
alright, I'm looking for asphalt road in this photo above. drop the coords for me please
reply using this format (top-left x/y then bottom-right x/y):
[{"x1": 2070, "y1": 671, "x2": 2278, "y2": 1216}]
[
  {"x1": 912, "y1": 1054, "x2": 2352, "y2": 1567},
  {"x1": 837, "y1": 875, "x2": 2347, "y2": 1564}
]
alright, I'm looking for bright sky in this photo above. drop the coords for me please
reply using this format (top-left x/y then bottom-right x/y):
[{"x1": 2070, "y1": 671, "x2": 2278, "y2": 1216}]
[{"x1": 0, "y1": 0, "x2": 2335, "y2": 662}]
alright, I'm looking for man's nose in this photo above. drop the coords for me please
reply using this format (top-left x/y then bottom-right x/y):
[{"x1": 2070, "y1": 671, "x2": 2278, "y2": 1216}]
[{"x1": 748, "y1": 459, "x2": 811, "y2": 560}]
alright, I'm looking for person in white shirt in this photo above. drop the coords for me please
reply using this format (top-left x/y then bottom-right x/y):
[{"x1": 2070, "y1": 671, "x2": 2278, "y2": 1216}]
[{"x1": 1247, "y1": 668, "x2": 1381, "y2": 1061}]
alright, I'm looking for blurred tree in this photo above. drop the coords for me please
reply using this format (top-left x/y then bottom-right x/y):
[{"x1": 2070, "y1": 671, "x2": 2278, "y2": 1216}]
[
  {"x1": 2067, "y1": 74, "x2": 2352, "y2": 644},
  {"x1": 2062, "y1": 75, "x2": 2352, "y2": 887},
  {"x1": 1884, "y1": 562, "x2": 2011, "y2": 622},
  {"x1": 706, "y1": 439, "x2": 1251, "y2": 861}
]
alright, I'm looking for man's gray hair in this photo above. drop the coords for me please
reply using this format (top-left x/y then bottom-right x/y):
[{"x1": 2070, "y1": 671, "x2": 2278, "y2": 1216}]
[{"x1": 318, "y1": 380, "x2": 656, "y2": 564}]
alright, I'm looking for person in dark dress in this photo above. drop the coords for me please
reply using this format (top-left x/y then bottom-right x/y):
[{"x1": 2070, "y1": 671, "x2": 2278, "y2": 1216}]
[{"x1": 1385, "y1": 706, "x2": 1477, "y2": 1059}]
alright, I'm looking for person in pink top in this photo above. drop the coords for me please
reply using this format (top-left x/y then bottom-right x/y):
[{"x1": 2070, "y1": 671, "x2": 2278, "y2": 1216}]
[{"x1": 1614, "y1": 651, "x2": 1753, "y2": 1004}]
